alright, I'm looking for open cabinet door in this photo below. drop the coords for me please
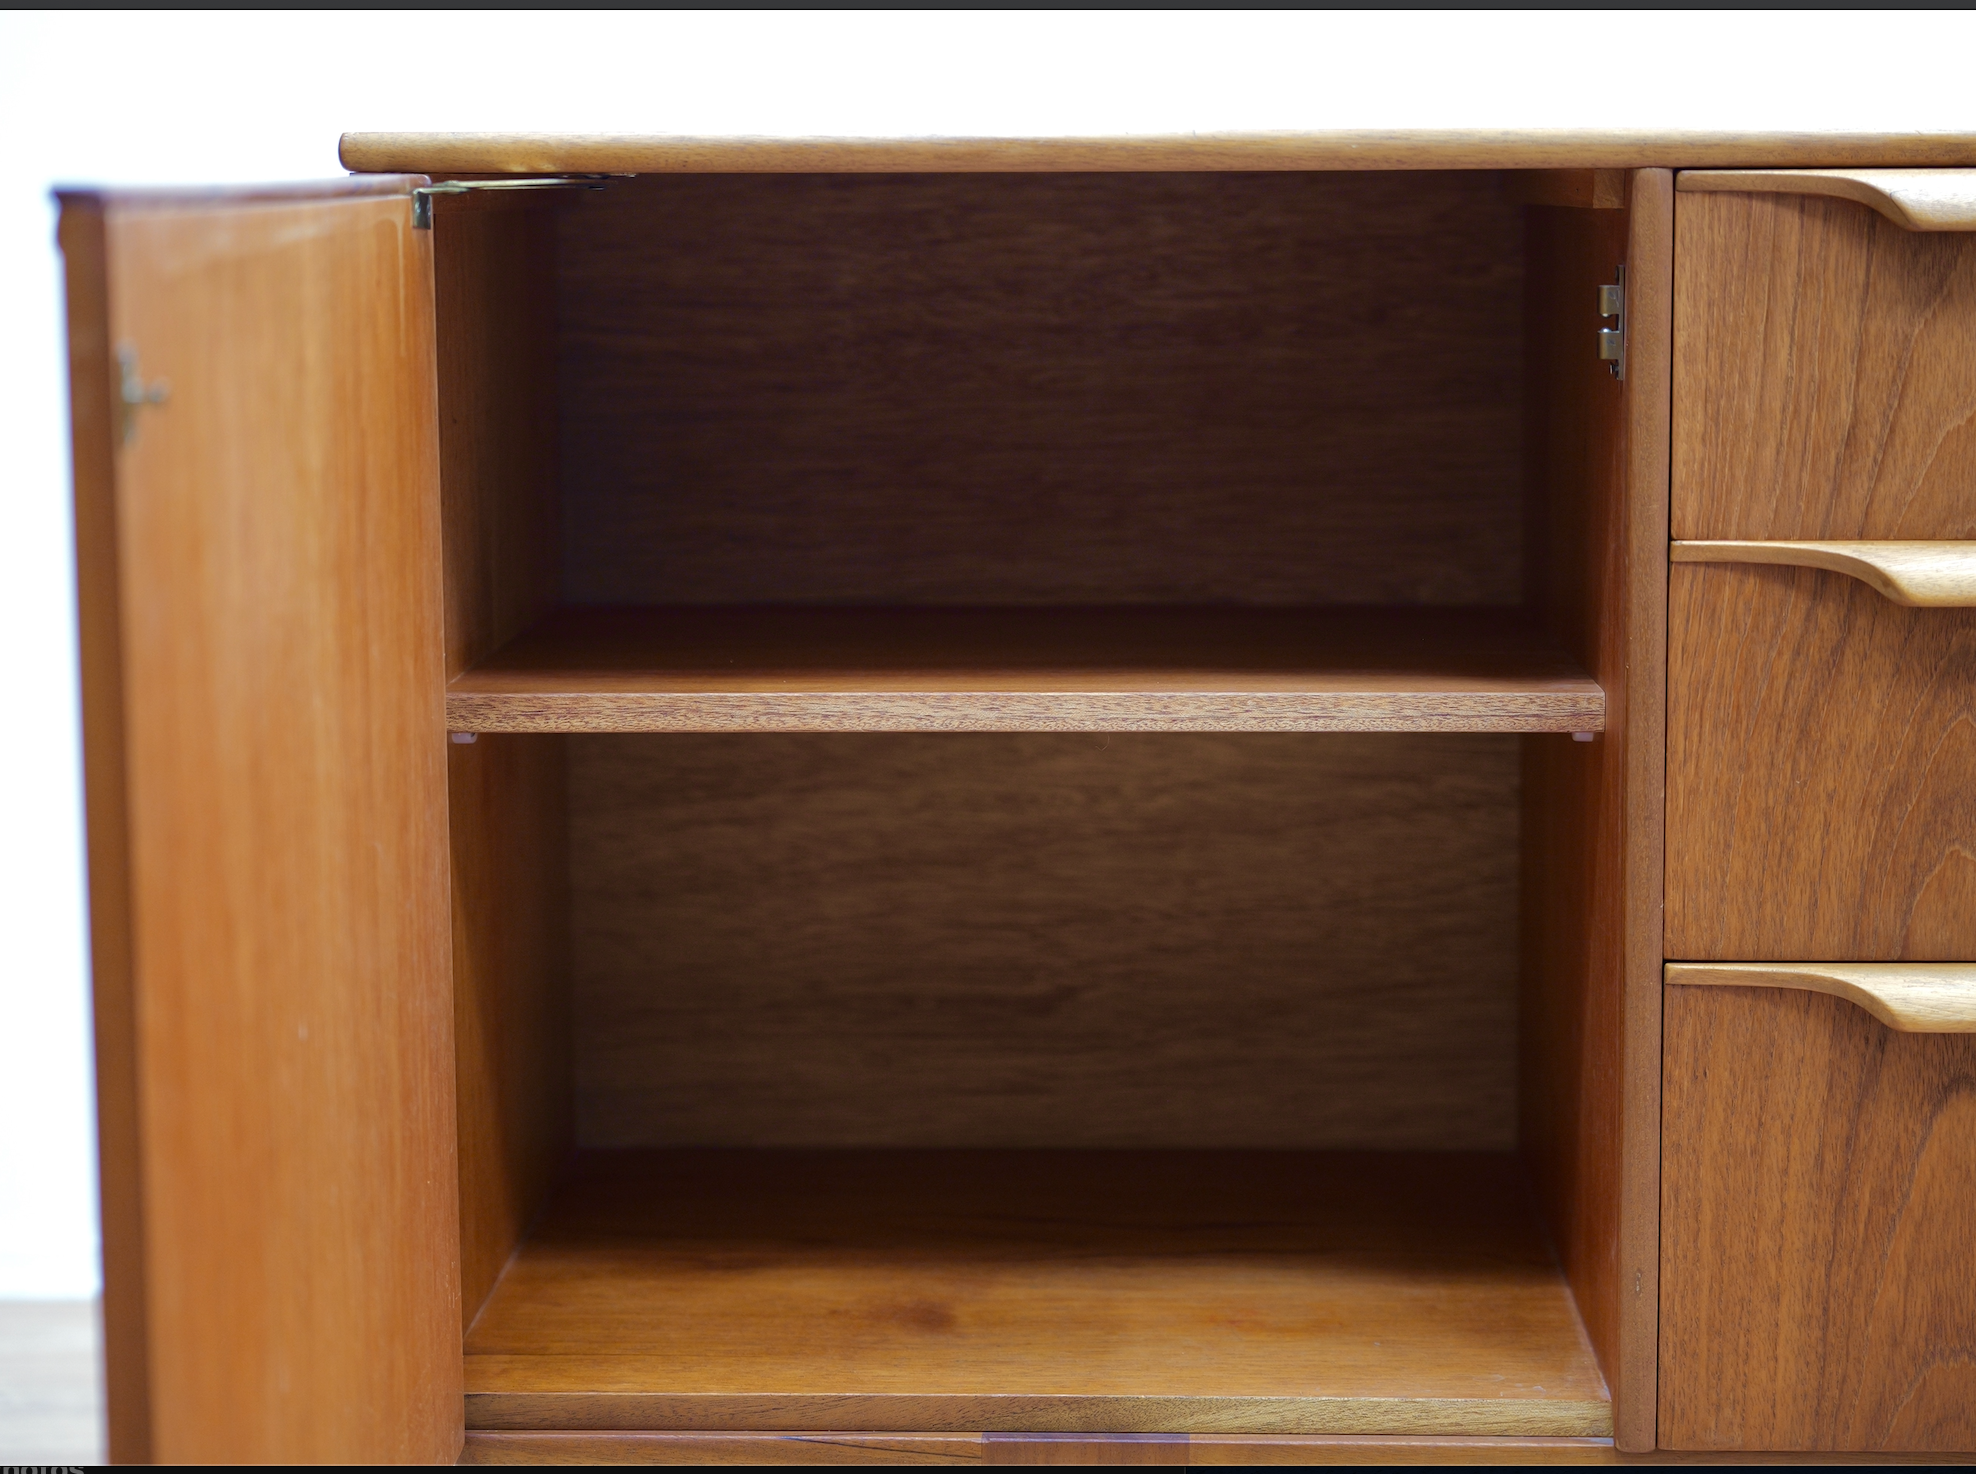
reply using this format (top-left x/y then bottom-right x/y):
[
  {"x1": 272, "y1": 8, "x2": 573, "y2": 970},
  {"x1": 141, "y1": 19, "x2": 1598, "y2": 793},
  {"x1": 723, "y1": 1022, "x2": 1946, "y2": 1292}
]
[{"x1": 60, "y1": 179, "x2": 462, "y2": 1463}]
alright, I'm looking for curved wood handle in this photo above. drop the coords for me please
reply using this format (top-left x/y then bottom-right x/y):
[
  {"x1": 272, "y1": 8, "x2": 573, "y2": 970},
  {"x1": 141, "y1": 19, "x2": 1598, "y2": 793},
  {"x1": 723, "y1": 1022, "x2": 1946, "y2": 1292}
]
[
  {"x1": 1671, "y1": 540, "x2": 1976, "y2": 606},
  {"x1": 1678, "y1": 169, "x2": 1976, "y2": 231},
  {"x1": 1666, "y1": 963, "x2": 1976, "y2": 1033}
]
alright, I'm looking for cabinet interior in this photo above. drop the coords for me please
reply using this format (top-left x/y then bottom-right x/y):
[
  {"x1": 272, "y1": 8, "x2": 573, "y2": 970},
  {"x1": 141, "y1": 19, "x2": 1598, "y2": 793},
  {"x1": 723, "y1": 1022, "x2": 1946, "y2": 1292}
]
[{"x1": 436, "y1": 170, "x2": 1633, "y2": 1436}]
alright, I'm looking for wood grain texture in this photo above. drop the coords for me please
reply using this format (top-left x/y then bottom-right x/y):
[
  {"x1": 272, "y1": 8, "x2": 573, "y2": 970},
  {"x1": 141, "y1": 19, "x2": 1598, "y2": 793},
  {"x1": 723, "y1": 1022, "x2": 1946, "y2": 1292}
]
[
  {"x1": 1505, "y1": 171, "x2": 1628, "y2": 209},
  {"x1": 338, "y1": 131, "x2": 1976, "y2": 175},
  {"x1": 66, "y1": 186, "x2": 462, "y2": 1461},
  {"x1": 1666, "y1": 563, "x2": 1976, "y2": 959},
  {"x1": 1616, "y1": 183, "x2": 1674, "y2": 1454},
  {"x1": 555, "y1": 172, "x2": 1524, "y2": 608},
  {"x1": 450, "y1": 734, "x2": 571, "y2": 1329},
  {"x1": 1516, "y1": 172, "x2": 1671, "y2": 1452},
  {"x1": 1679, "y1": 169, "x2": 1976, "y2": 230},
  {"x1": 1660, "y1": 985, "x2": 1976, "y2": 1451},
  {"x1": 57, "y1": 196, "x2": 151, "y2": 1469},
  {"x1": 463, "y1": 1151, "x2": 1611, "y2": 1435},
  {"x1": 1672, "y1": 189, "x2": 1976, "y2": 540},
  {"x1": 570, "y1": 733, "x2": 1517, "y2": 1151},
  {"x1": 435, "y1": 192, "x2": 560, "y2": 677},
  {"x1": 433, "y1": 195, "x2": 574, "y2": 1329},
  {"x1": 448, "y1": 606, "x2": 1604, "y2": 733},
  {"x1": 1671, "y1": 540, "x2": 1976, "y2": 605},
  {"x1": 460, "y1": 1431, "x2": 1625, "y2": 1464},
  {"x1": 1665, "y1": 962, "x2": 1976, "y2": 1032},
  {"x1": 456, "y1": 1431, "x2": 1976, "y2": 1464},
  {"x1": 463, "y1": 1431, "x2": 988, "y2": 1464}
]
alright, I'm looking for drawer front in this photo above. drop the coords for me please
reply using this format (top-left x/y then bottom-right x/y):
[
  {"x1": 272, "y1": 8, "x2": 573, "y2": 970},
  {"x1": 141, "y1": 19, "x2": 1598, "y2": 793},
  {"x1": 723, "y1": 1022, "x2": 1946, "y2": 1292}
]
[
  {"x1": 1673, "y1": 187, "x2": 1976, "y2": 540},
  {"x1": 1660, "y1": 981, "x2": 1976, "y2": 1452},
  {"x1": 1666, "y1": 561, "x2": 1976, "y2": 960}
]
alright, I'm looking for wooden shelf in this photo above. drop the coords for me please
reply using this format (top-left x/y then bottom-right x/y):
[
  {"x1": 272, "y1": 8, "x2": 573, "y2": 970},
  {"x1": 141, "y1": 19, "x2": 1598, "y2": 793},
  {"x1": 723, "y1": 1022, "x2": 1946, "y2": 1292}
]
[
  {"x1": 446, "y1": 606, "x2": 1604, "y2": 733},
  {"x1": 463, "y1": 1150, "x2": 1612, "y2": 1437}
]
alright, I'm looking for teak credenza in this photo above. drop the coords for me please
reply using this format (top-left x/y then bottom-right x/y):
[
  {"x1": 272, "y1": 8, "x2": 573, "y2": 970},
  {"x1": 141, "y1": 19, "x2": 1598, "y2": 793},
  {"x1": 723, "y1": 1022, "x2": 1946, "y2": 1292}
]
[{"x1": 59, "y1": 131, "x2": 1976, "y2": 1465}]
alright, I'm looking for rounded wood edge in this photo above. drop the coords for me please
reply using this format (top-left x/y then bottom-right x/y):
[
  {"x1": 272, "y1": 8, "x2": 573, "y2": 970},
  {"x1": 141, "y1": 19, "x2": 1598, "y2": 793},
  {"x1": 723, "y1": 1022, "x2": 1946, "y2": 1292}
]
[
  {"x1": 1664, "y1": 963, "x2": 1976, "y2": 1033},
  {"x1": 1676, "y1": 168, "x2": 1976, "y2": 230},
  {"x1": 339, "y1": 131, "x2": 1976, "y2": 176},
  {"x1": 1670, "y1": 541, "x2": 1976, "y2": 607}
]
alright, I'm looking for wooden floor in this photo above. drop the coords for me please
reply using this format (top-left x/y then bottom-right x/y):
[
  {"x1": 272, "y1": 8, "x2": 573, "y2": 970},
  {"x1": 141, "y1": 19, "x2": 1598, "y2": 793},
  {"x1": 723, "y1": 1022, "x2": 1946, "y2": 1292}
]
[
  {"x1": 445, "y1": 606, "x2": 1604, "y2": 732},
  {"x1": 463, "y1": 1151, "x2": 1612, "y2": 1437}
]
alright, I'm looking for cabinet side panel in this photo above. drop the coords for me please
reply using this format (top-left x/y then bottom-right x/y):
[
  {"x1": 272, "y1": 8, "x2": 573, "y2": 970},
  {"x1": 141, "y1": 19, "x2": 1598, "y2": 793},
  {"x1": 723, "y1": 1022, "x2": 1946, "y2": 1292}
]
[
  {"x1": 59, "y1": 197, "x2": 151, "y2": 1466},
  {"x1": 436, "y1": 198, "x2": 561, "y2": 677},
  {"x1": 103, "y1": 192, "x2": 462, "y2": 1462},
  {"x1": 433, "y1": 198, "x2": 572, "y2": 1326},
  {"x1": 1520, "y1": 197, "x2": 1628, "y2": 1424},
  {"x1": 451, "y1": 733, "x2": 571, "y2": 1328},
  {"x1": 1519, "y1": 169, "x2": 1670, "y2": 1452},
  {"x1": 1617, "y1": 170, "x2": 1671, "y2": 1456}
]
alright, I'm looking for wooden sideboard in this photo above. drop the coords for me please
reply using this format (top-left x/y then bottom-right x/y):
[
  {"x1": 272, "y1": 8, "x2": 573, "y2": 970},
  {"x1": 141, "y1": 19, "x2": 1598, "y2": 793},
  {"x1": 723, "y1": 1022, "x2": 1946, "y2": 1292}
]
[{"x1": 59, "y1": 132, "x2": 1976, "y2": 1465}]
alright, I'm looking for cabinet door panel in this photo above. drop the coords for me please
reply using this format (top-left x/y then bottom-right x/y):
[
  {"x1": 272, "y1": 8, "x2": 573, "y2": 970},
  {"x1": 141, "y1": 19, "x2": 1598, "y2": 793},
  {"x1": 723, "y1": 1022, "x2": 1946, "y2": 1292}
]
[
  {"x1": 1673, "y1": 188, "x2": 1976, "y2": 540},
  {"x1": 61, "y1": 181, "x2": 462, "y2": 1463},
  {"x1": 1666, "y1": 561, "x2": 1976, "y2": 960},
  {"x1": 1660, "y1": 984, "x2": 1976, "y2": 1451}
]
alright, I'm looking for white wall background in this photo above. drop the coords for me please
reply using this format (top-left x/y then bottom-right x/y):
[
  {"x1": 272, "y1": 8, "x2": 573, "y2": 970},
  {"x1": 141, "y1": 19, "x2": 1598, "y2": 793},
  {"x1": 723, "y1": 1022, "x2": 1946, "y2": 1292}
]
[{"x1": 1, "y1": 9, "x2": 1971, "y2": 1296}]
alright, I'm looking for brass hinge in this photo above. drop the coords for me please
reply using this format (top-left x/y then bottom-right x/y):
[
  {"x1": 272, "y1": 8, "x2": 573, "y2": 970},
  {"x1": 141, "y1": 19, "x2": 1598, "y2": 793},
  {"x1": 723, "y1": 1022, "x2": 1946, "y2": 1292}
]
[
  {"x1": 1597, "y1": 265, "x2": 1626, "y2": 379},
  {"x1": 411, "y1": 175, "x2": 614, "y2": 229}
]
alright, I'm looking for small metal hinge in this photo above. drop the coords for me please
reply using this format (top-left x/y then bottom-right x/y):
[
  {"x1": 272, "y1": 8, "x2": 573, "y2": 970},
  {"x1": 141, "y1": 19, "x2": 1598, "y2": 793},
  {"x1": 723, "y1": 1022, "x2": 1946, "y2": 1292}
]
[
  {"x1": 411, "y1": 174, "x2": 615, "y2": 229},
  {"x1": 117, "y1": 344, "x2": 169, "y2": 446},
  {"x1": 1597, "y1": 266, "x2": 1626, "y2": 379}
]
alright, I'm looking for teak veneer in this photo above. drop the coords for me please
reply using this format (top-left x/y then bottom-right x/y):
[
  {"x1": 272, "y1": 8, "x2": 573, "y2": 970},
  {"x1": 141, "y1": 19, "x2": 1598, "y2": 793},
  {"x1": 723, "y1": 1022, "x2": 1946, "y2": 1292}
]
[
  {"x1": 62, "y1": 184, "x2": 461, "y2": 1466},
  {"x1": 446, "y1": 606, "x2": 1604, "y2": 733},
  {"x1": 567, "y1": 731, "x2": 1521, "y2": 1154},
  {"x1": 462, "y1": 1152, "x2": 1611, "y2": 1438},
  {"x1": 62, "y1": 135, "x2": 1976, "y2": 1466},
  {"x1": 340, "y1": 130, "x2": 1976, "y2": 174},
  {"x1": 1661, "y1": 986, "x2": 1976, "y2": 1451},
  {"x1": 454, "y1": 1431, "x2": 1974, "y2": 1464}
]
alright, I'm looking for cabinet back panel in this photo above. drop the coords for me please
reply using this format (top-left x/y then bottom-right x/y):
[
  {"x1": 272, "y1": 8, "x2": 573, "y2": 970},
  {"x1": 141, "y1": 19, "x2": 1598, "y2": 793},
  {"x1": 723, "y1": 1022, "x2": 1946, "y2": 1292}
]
[
  {"x1": 557, "y1": 172, "x2": 1523, "y2": 607},
  {"x1": 570, "y1": 733, "x2": 1517, "y2": 1150}
]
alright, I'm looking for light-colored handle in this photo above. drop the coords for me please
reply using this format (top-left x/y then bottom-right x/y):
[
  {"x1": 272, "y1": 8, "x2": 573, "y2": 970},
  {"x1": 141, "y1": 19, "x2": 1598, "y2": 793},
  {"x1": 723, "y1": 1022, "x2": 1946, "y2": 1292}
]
[
  {"x1": 1672, "y1": 540, "x2": 1976, "y2": 606},
  {"x1": 1666, "y1": 963, "x2": 1976, "y2": 1033},
  {"x1": 1678, "y1": 169, "x2": 1976, "y2": 231}
]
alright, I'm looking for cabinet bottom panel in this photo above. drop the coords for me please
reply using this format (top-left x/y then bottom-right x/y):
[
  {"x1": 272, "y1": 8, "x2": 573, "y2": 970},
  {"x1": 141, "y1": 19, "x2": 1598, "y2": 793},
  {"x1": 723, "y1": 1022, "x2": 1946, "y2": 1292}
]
[
  {"x1": 462, "y1": 1151, "x2": 1611, "y2": 1438},
  {"x1": 457, "y1": 1430, "x2": 1976, "y2": 1464}
]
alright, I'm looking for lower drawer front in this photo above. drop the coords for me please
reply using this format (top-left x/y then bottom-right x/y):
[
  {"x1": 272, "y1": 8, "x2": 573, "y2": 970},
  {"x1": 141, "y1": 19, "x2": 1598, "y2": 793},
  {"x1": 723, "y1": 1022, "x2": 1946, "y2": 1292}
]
[{"x1": 1660, "y1": 984, "x2": 1976, "y2": 1451}]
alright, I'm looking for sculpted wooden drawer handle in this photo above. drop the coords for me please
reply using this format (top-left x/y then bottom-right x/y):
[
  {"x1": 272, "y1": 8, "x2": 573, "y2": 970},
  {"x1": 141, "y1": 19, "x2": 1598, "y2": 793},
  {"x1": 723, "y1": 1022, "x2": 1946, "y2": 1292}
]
[
  {"x1": 1666, "y1": 963, "x2": 1976, "y2": 1032},
  {"x1": 1671, "y1": 540, "x2": 1976, "y2": 606},
  {"x1": 1679, "y1": 168, "x2": 1976, "y2": 230}
]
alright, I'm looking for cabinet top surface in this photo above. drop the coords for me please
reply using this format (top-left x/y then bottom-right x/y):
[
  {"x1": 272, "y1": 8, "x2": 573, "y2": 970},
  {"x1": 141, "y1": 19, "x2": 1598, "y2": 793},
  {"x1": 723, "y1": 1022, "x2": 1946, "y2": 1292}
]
[{"x1": 339, "y1": 129, "x2": 1976, "y2": 174}]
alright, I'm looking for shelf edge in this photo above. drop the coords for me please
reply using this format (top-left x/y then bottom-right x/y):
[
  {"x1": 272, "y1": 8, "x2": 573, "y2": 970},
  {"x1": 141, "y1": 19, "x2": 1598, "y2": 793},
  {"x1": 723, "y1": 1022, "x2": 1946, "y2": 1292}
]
[{"x1": 445, "y1": 690, "x2": 1607, "y2": 734}]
